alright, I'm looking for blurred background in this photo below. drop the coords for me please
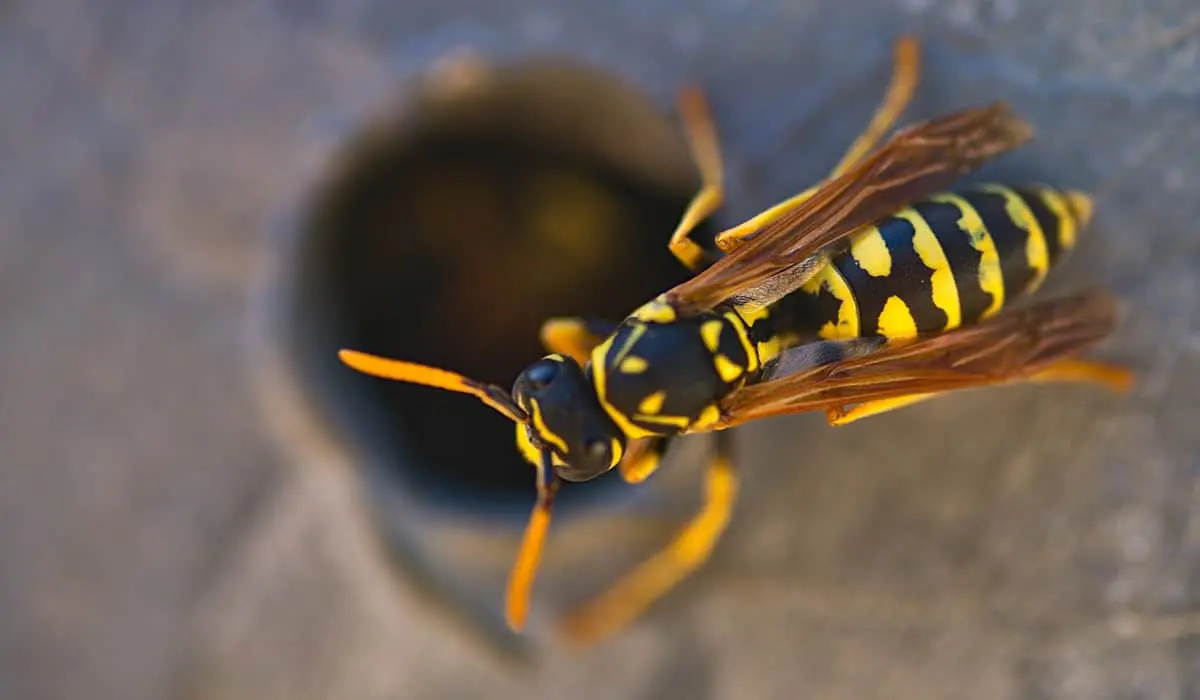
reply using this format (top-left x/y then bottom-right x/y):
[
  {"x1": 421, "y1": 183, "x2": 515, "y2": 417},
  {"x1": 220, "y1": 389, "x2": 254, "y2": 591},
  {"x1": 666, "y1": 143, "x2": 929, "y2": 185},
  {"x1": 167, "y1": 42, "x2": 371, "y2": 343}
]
[{"x1": 3, "y1": 1, "x2": 1200, "y2": 699}]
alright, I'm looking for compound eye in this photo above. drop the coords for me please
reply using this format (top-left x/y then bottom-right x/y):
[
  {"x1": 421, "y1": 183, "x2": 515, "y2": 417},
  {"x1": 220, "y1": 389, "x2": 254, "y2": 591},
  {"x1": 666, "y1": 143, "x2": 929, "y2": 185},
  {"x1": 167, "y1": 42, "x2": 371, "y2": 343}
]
[{"x1": 525, "y1": 360, "x2": 560, "y2": 390}]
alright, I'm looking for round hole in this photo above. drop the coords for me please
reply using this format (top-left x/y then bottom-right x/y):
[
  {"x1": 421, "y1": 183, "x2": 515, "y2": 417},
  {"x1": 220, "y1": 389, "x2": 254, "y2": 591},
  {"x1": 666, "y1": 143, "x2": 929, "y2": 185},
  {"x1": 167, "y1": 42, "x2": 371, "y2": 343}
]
[{"x1": 286, "y1": 58, "x2": 714, "y2": 516}]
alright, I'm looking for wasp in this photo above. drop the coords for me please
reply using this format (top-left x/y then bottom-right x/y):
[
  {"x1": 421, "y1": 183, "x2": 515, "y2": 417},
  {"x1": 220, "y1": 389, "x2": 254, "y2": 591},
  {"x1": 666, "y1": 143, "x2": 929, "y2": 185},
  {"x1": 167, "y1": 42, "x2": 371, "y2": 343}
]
[{"x1": 337, "y1": 36, "x2": 1132, "y2": 646}]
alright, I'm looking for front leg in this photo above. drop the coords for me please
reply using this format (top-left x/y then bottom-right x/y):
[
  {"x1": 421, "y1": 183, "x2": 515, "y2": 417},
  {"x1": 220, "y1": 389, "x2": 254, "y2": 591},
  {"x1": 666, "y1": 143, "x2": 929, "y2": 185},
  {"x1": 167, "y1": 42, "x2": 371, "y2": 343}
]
[{"x1": 539, "y1": 317, "x2": 619, "y2": 366}]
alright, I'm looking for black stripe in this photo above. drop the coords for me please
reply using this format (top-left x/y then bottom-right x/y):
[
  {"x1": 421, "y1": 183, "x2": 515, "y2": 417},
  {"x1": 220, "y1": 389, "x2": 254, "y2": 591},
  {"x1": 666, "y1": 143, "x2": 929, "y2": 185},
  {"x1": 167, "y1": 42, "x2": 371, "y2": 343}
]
[
  {"x1": 959, "y1": 189, "x2": 1037, "y2": 300},
  {"x1": 747, "y1": 312, "x2": 782, "y2": 345},
  {"x1": 793, "y1": 276, "x2": 846, "y2": 339},
  {"x1": 835, "y1": 216, "x2": 947, "y2": 336},
  {"x1": 1013, "y1": 187, "x2": 1063, "y2": 265},
  {"x1": 714, "y1": 317, "x2": 750, "y2": 370},
  {"x1": 912, "y1": 200, "x2": 994, "y2": 326}
]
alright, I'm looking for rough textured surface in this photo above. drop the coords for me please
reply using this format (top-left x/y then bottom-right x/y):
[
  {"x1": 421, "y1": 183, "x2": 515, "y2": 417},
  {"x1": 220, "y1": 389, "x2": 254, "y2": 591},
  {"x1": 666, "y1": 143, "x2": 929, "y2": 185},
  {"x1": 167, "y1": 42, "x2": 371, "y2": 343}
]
[{"x1": 3, "y1": 1, "x2": 1199, "y2": 699}]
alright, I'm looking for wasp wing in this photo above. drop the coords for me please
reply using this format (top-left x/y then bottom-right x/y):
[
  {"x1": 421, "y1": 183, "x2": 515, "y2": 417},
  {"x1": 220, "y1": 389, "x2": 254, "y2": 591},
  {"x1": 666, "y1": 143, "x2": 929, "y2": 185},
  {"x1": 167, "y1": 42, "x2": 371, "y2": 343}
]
[
  {"x1": 712, "y1": 290, "x2": 1126, "y2": 428},
  {"x1": 665, "y1": 103, "x2": 1033, "y2": 314}
]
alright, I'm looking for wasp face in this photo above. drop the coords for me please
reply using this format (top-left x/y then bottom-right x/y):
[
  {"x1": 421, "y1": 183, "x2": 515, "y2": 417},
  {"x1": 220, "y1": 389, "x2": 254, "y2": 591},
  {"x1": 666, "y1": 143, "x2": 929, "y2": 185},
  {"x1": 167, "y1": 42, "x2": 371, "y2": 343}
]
[{"x1": 512, "y1": 355, "x2": 626, "y2": 482}]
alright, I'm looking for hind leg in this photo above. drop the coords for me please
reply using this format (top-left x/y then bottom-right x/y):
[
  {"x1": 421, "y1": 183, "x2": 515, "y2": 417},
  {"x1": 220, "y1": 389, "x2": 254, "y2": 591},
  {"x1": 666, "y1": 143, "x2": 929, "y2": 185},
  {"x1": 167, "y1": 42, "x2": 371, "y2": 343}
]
[
  {"x1": 558, "y1": 430, "x2": 737, "y2": 646},
  {"x1": 826, "y1": 358, "x2": 1133, "y2": 426}
]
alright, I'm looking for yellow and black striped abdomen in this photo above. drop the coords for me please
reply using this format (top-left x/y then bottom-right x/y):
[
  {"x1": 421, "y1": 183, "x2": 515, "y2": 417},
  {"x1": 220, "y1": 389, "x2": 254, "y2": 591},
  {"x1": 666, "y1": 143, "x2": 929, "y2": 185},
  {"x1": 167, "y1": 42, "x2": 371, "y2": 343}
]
[{"x1": 797, "y1": 184, "x2": 1092, "y2": 342}]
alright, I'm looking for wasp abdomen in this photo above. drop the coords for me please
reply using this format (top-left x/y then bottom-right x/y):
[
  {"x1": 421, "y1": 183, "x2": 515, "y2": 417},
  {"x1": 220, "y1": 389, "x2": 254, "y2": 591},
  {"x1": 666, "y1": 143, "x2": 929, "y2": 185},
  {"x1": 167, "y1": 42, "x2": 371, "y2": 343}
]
[{"x1": 798, "y1": 184, "x2": 1092, "y2": 342}]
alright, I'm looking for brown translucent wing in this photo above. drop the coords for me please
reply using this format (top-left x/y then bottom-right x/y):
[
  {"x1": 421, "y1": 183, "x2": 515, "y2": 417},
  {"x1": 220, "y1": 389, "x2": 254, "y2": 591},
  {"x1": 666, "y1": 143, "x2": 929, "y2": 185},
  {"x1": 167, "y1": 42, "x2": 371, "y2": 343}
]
[
  {"x1": 665, "y1": 103, "x2": 1034, "y2": 314},
  {"x1": 713, "y1": 290, "x2": 1125, "y2": 428}
]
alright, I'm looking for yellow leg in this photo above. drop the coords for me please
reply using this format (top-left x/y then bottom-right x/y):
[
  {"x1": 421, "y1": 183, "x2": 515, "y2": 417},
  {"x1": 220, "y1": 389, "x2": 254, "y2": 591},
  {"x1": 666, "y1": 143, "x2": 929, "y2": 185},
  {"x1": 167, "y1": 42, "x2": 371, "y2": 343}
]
[
  {"x1": 539, "y1": 317, "x2": 617, "y2": 366},
  {"x1": 668, "y1": 86, "x2": 726, "y2": 271},
  {"x1": 559, "y1": 432, "x2": 737, "y2": 646},
  {"x1": 1028, "y1": 358, "x2": 1134, "y2": 392},
  {"x1": 827, "y1": 358, "x2": 1134, "y2": 426},
  {"x1": 826, "y1": 34, "x2": 922, "y2": 180},
  {"x1": 712, "y1": 187, "x2": 821, "y2": 253},
  {"x1": 826, "y1": 392, "x2": 936, "y2": 426},
  {"x1": 618, "y1": 437, "x2": 669, "y2": 484},
  {"x1": 714, "y1": 35, "x2": 921, "y2": 253}
]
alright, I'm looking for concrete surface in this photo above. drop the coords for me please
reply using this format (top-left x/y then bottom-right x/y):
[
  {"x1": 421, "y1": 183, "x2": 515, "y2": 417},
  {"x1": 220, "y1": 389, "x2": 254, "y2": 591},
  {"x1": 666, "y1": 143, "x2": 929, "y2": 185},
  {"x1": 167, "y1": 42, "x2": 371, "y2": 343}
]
[{"x1": 3, "y1": 0, "x2": 1199, "y2": 699}]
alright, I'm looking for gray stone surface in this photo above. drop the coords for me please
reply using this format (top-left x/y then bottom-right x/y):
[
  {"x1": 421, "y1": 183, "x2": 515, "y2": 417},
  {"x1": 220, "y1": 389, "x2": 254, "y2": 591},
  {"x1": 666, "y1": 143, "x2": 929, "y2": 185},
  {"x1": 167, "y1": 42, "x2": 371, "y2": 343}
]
[{"x1": 2, "y1": 0, "x2": 1199, "y2": 699}]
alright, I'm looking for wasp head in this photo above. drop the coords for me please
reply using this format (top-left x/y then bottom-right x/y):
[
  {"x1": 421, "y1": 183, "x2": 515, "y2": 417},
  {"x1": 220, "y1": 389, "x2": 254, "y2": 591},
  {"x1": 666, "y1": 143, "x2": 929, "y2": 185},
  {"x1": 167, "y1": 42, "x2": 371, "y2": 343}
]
[{"x1": 512, "y1": 354, "x2": 626, "y2": 482}]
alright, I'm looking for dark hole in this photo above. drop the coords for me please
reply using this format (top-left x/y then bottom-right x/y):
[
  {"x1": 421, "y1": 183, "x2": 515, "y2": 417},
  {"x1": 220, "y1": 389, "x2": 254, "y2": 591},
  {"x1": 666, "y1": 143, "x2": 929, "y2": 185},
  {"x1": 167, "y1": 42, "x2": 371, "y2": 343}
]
[{"x1": 295, "y1": 64, "x2": 715, "y2": 514}]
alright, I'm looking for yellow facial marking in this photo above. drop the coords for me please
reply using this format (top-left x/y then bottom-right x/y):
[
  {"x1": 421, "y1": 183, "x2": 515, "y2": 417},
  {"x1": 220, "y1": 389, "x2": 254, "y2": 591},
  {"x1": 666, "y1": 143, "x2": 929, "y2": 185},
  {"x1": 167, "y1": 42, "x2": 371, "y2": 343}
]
[
  {"x1": 981, "y1": 184, "x2": 1048, "y2": 292},
  {"x1": 898, "y1": 208, "x2": 960, "y2": 331},
  {"x1": 700, "y1": 320, "x2": 724, "y2": 353},
  {"x1": 849, "y1": 227, "x2": 892, "y2": 277},
  {"x1": 932, "y1": 193, "x2": 1004, "y2": 319},
  {"x1": 631, "y1": 297, "x2": 677, "y2": 324},
  {"x1": 877, "y1": 295, "x2": 918, "y2": 340},
  {"x1": 609, "y1": 437, "x2": 624, "y2": 468},
  {"x1": 528, "y1": 398, "x2": 569, "y2": 453},
  {"x1": 713, "y1": 354, "x2": 744, "y2": 383},
  {"x1": 619, "y1": 356, "x2": 649, "y2": 374},
  {"x1": 801, "y1": 265, "x2": 860, "y2": 340},
  {"x1": 515, "y1": 424, "x2": 540, "y2": 465},
  {"x1": 638, "y1": 390, "x2": 667, "y2": 415}
]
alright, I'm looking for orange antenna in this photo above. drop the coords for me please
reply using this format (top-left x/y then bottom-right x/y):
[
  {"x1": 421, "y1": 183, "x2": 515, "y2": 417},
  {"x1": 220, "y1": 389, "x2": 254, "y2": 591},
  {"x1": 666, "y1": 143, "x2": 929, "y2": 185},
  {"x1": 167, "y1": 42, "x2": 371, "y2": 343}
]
[
  {"x1": 338, "y1": 347, "x2": 556, "y2": 633},
  {"x1": 505, "y1": 449, "x2": 560, "y2": 631},
  {"x1": 337, "y1": 349, "x2": 527, "y2": 423}
]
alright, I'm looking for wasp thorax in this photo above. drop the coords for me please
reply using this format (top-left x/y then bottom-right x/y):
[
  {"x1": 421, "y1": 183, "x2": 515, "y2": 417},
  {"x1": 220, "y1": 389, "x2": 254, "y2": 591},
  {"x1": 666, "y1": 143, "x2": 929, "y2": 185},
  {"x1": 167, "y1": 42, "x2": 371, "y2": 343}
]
[{"x1": 512, "y1": 355, "x2": 626, "y2": 482}]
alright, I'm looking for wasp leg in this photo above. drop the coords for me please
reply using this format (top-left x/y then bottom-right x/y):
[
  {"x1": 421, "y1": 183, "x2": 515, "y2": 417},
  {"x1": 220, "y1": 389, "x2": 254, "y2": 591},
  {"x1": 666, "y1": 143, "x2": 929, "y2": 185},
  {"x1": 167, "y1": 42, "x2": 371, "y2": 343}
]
[
  {"x1": 540, "y1": 317, "x2": 618, "y2": 366},
  {"x1": 827, "y1": 358, "x2": 1133, "y2": 427},
  {"x1": 826, "y1": 392, "x2": 937, "y2": 426},
  {"x1": 1026, "y1": 358, "x2": 1133, "y2": 391},
  {"x1": 618, "y1": 436, "x2": 669, "y2": 484},
  {"x1": 827, "y1": 35, "x2": 922, "y2": 180},
  {"x1": 713, "y1": 35, "x2": 921, "y2": 253},
  {"x1": 559, "y1": 430, "x2": 737, "y2": 646},
  {"x1": 667, "y1": 86, "x2": 726, "y2": 271}
]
